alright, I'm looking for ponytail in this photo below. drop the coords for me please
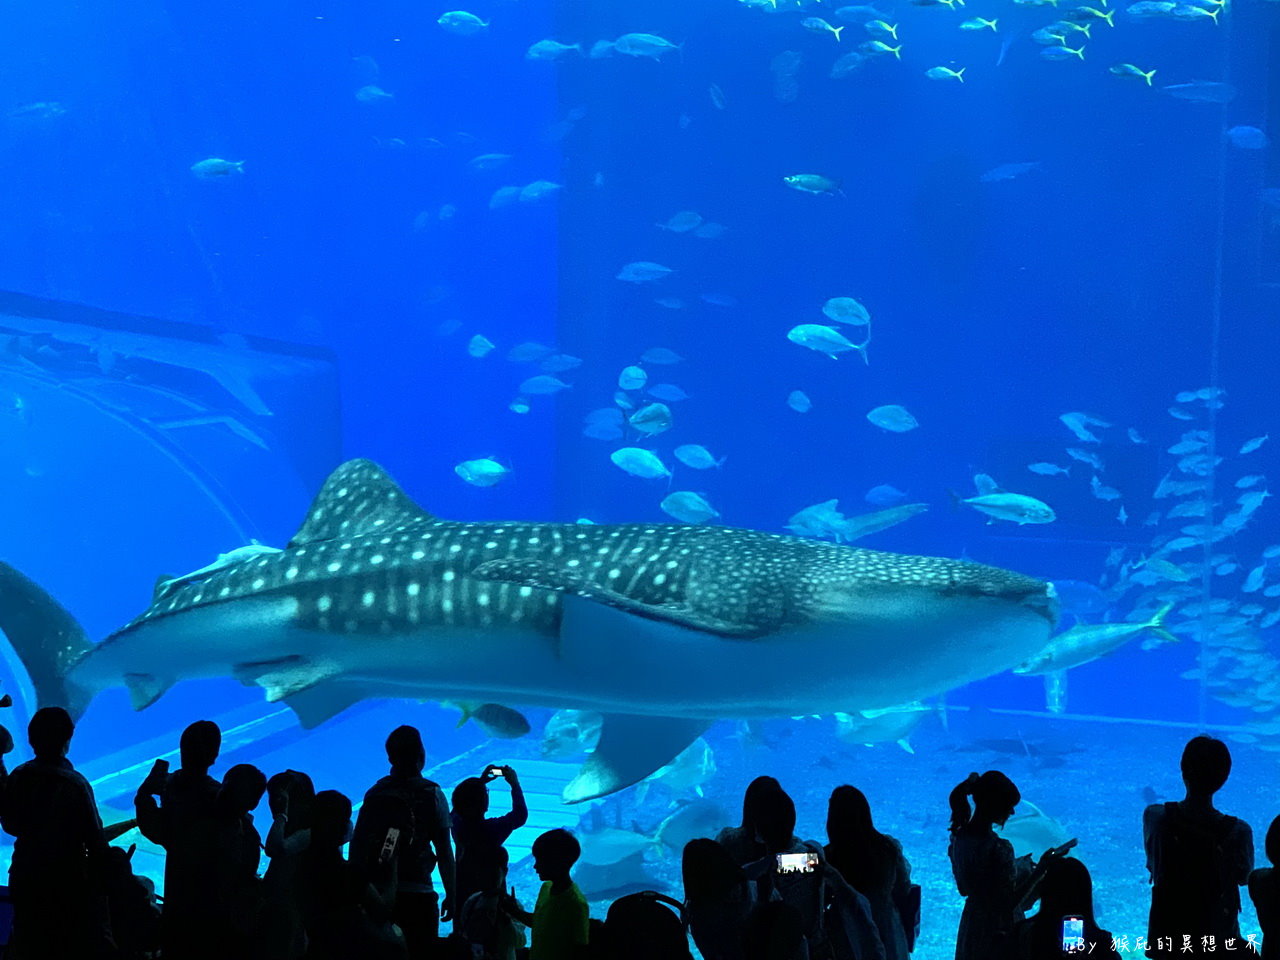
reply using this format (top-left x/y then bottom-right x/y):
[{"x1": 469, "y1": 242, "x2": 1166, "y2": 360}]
[
  {"x1": 948, "y1": 772, "x2": 981, "y2": 834},
  {"x1": 949, "y1": 770, "x2": 1020, "y2": 834}
]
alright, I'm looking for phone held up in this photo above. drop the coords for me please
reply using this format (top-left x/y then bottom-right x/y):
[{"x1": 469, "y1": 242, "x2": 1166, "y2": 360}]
[
  {"x1": 1062, "y1": 915, "x2": 1085, "y2": 953},
  {"x1": 379, "y1": 827, "x2": 401, "y2": 865},
  {"x1": 775, "y1": 852, "x2": 819, "y2": 875}
]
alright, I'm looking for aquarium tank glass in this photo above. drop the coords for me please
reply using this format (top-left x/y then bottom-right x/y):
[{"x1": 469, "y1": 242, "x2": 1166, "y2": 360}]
[{"x1": 0, "y1": 0, "x2": 1276, "y2": 955}]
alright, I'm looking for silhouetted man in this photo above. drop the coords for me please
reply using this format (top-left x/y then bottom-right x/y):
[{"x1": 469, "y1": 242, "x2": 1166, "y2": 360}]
[
  {"x1": 354, "y1": 725, "x2": 456, "y2": 959},
  {"x1": 1145, "y1": 735, "x2": 1254, "y2": 957},
  {"x1": 0, "y1": 706, "x2": 114, "y2": 959},
  {"x1": 134, "y1": 719, "x2": 222, "y2": 960}
]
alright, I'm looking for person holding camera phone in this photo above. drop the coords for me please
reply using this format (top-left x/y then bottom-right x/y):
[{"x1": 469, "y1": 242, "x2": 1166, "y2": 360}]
[
  {"x1": 134, "y1": 719, "x2": 223, "y2": 960},
  {"x1": 741, "y1": 783, "x2": 885, "y2": 960},
  {"x1": 451, "y1": 765, "x2": 528, "y2": 914},
  {"x1": 1015, "y1": 856, "x2": 1120, "y2": 960},
  {"x1": 948, "y1": 771, "x2": 1072, "y2": 960}
]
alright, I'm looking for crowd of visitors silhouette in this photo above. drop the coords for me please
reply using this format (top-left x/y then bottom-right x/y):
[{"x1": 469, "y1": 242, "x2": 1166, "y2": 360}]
[{"x1": 0, "y1": 708, "x2": 1275, "y2": 960}]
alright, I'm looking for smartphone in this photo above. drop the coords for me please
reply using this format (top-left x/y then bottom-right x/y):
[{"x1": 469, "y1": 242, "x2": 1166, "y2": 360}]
[
  {"x1": 152, "y1": 758, "x2": 170, "y2": 776},
  {"x1": 1062, "y1": 915, "x2": 1085, "y2": 953},
  {"x1": 378, "y1": 826, "x2": 401, "y2": 864},
  {"x1": 486, "y1": 766, "x2": 503, "y2": 778},
  {"x1": 775, "y1": 852, "x2": 818, "y2": 874}
]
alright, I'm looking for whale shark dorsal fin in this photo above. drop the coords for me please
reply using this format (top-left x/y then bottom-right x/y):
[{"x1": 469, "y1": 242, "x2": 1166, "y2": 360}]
[
  {"x1": 471, "y1": 558, "x2": 766, "y2": 638},
  {"x1": 564, "y1": 713, "x2": 712, "y2": 804},
  {"x1": 291, "y1": 459, "x2": 434, "y2": 547}
]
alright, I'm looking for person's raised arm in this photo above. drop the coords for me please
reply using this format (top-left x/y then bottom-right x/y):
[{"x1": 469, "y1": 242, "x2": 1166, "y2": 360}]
[
  {"x1": 499, "y1": 766, "x2": 528, "y2": 833},
  {"x1": 133, "y1": 759, "x2": 170, "y2": 846}
]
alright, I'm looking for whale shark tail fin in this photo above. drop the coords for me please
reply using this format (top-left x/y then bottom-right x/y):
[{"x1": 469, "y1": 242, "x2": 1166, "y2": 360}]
[{"x1": 0, "y1": 562, "x2": 94, "y2": 719}]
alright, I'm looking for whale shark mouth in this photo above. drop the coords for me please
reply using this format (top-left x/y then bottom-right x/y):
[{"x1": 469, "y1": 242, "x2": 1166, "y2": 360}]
[{"x1": 0, "y1": 458, "x2": 1057, "y2": 802}]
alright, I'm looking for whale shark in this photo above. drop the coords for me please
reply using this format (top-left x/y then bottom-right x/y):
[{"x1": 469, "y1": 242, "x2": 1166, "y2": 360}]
[{"x1": 0, "y1": 458, "x2": 1058, "y2": 801}]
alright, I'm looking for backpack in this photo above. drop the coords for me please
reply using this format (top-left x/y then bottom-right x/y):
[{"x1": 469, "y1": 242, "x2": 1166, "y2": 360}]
[{"x1": 1150, "y1": 802, "x2": 1241, "y2": 939}]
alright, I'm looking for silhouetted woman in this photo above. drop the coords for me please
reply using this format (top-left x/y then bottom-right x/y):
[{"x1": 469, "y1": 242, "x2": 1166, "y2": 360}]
[
  {"x1": 826, "y1": 786, "x2": 914, "y2": 960},
  {"x1": 1249, "y1": 815, "x2": 1280, "y2": 959},
  {"x1": 683, "y1": 838, "x2": 753, "y2": 960},
  {"x1": 1017, "y1": 856, "x2": 1119, "y2": 960},
  {"x1": 718, "y1": 776, "x2": 789, "y2": 867},
  {"x1": 948, "y1": 771, "x2": 1066, "y2": 960}
]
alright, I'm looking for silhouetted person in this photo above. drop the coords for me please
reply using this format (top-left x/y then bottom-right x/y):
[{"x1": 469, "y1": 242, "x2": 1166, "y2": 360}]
[
  {"x1": 1248, "y1": 814, "x2": 1280, "y2": 959},
  {"x1": 258, "y1": 770, "x2": 315, "y2": 960},
  {"x1": 1145, "y1": 736, "x2": 1253, "y2": 958},
  {"x1": 682, "y1": 838, "x2": 752, "y2": 960},
  {"x1": 103, "y1": 844, "x2": 160, "y2": 960},
  {"x1": 741, "y1": 783, "x2": 884, "y2": 960},
  {"x1": 949, "y1": 771, "x2": 1068, "y2": 960},
  {"x1": 718, "y1": 776, "x2": 788, "y2": 867},
  {"x1": 354, "y1": 725, "x2": 456, "y2": 959},
  {"x1": 0, "y1": 706, "x2": 114, "y2": 959},
  {"x1": 602, "y1": 891, "x2": 692, "y2": 960},
  {"x1": 501, "y1": 828, "x2": 590, "y2": 960},
  {"x1": 1016, "y1": 856, "x2": 1120, "y2": 960},
  {"x1": 134, "y1": 718, "x2": 221, "y2": 960},
  {"x1": 455, "y1": 846, "x2": 525, "y2": 960},
  {"x1": 826, "y1": 785, "x2": 916, "y2": 960},
  {"x1": 210, "y1": 763, "x2": 267, "y2": 957},
  {"x1": 743, "y1": 900, "x2": 807, "y2": 960},
  {"x1": 451, "y1": 765, "x2": 528, "y2": 912},
  {"x1": 302, "y1": 789, "x2": 406, "y2": 960}
]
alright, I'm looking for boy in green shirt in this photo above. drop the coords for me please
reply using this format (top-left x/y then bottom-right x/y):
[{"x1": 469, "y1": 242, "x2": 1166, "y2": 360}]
[{"x1": 502, "y1": 829, "x2": 590, "y2": 959}]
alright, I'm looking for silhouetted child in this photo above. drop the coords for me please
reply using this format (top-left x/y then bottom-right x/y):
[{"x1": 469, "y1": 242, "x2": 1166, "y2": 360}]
[
  {"x1": 211, "y1": 763, "x2": 267, "y2": 956},
  {"x1": 0, "y1": 706, "x2": 115, "y2": 958},
  {"x1": 1016, "y1": 856, "x2": 1120, "y2": 960},
  {"x1": 104, "y1": 843, "x2": 161, "y2": 960},
  {"x1": 948, "y1": 770, "x2": 1070, "y2": 960},
  {"x1": 258, "y1": 769, "x2": 314, "y2": 960},
  {"x1": 302, "y1": 789, "x2": 406, "y2": 960},
  {"x1": 1248, "y1": 814, "x2": 1280, "y2": 959},
  {"x1": 355, "y1": 725, "x2": 457, "y2": 959},
  {"x1": 825, "y1": 785, "x2": 916, "y2": 960},
  {"x1": 502, "y1": 828, "x2": 590, "y2": 960},
  {"x1": 134, "y1": 718, "x2": 222, "y2": 960},
  {"x1": 452, "y1": 765, "x2": 528, "y2": 913},
  {"x1": 456, "y1": 846, "x2": 525, "y2": 960},
  {"x1": 1144, "y1": 736, "x2": 1253, "y2": 958},
  {"x1": 682, "y1": 838, "x2": 752, "y2": 960}
]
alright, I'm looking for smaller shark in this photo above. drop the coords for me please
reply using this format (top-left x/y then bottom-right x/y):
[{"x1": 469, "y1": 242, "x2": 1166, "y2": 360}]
[{"x1": 0, "y1": 459, "x2": 1058, "y2": 801}]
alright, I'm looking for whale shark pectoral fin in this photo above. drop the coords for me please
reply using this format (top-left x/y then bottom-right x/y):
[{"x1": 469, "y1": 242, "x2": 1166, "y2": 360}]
[
  {"x1": 124, "y1": 673, "x2": 174, "y2": 711},
  {"x1": 232, "y1": 655, "x2": 341, "y2": 703},
  {"x1": 472, "y1": 558, "x2": 765, "y2": 638},
  {"x1": 281, "y1": 681, "x2": 374, "y2": 729},
  {"x1": 564, "y1": 714, "x2": 712, "y2": 804}
]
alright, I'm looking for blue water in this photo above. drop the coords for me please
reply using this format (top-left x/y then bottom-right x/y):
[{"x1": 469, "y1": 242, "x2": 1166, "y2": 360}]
[{"x1": 0, "y1": 0, "x2": 1278, "y2": 954}]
